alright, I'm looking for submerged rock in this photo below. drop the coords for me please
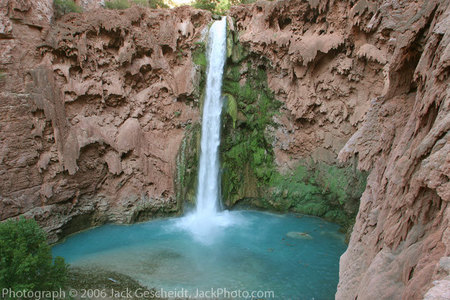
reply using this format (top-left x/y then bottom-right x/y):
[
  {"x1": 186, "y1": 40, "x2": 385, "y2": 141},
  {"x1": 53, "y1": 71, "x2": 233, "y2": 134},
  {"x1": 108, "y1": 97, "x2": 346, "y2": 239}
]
[{"x1": 286, "y1": 232, "x2": 313, "y2": 240}]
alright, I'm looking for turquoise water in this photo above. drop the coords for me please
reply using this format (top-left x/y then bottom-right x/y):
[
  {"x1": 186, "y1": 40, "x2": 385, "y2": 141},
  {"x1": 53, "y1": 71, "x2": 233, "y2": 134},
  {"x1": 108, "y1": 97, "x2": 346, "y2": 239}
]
[{"x1": 53, "y1": 211, "x2": 346, "y2": 299}]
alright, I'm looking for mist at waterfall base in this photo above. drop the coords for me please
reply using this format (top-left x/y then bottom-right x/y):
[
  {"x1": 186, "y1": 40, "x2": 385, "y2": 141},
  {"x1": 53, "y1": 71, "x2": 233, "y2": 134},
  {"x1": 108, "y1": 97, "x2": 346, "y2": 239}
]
[
  {"x1": 53, "y1": 211, "x2": 347, "y2": 299},
  {"x1": 52, "y1": 18, "x2": 347, "y2": 299},
  {"x1": 173, "y1": 17, "x2": 242, "y2": 245}
]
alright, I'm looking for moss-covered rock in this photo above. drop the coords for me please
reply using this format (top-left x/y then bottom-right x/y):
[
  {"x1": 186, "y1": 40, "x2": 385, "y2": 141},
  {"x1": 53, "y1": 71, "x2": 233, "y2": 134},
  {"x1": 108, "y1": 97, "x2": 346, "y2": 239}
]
[
  {"x1": 175, "y1": 123, "x2": 201, "y2": 207},
  {"x1": 258, "y1": 160, "x2": 368, "y2": 236},
  {"x1": 223, "y1": 93, "x2": 237, "y2": 128},
  {"x1": 220, "y1": 44, "x2": 281, "y2": 206},
  {"x1": 192, "y1": 41, "x2": 207, "y2": 105},
  {"x1": 219, "y1": 24, "x2": 367, "y2": 241}
]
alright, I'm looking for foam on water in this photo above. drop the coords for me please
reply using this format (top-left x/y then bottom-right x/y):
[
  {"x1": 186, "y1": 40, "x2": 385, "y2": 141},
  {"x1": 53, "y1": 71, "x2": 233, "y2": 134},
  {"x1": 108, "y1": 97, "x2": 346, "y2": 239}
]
[{"x1": 174, "y1": 17, "x2": 240, "y2": 244}]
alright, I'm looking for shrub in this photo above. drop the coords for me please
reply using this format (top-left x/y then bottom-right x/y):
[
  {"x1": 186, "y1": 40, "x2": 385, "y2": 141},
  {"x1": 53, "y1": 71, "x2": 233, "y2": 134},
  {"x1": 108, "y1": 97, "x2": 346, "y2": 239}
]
[
  {"x1": 105, "y1": 0, "x2": 131, "y2": 9},
  {"x1": 193, "y1": 0, "x2": 217, "y2": 12},
  {"x1": 0, "y1": 218, "x2": 68, "y2": 291},
  {"x1": 191, "y1": 0, "x2": 257, "y2": 14},
  {"x1": 132, "y1": 0, "x2": 168, "y2": 8},
  {"x1": 53, "y1": 0, "x2": 82, "y2": 18}
]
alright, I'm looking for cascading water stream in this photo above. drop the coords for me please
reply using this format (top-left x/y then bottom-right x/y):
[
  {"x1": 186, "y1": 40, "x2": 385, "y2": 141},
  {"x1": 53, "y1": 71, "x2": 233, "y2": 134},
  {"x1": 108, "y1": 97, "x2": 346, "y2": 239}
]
[
  {"x1": 175, "y1": 17, "x2": 241, "y2": 243},
  {"x1": 195, "y1": 17, "x2": 227, "y2": 216}
]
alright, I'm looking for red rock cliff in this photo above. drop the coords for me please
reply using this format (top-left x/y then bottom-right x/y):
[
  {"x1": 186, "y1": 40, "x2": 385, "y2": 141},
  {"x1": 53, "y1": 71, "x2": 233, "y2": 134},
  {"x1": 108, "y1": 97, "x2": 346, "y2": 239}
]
[
  {"x1": 230, "y1": 0, "x2": 449, "y2": 298},
  {"x1": 0, "y1": 0, "x2": 211, "y2": 240}
]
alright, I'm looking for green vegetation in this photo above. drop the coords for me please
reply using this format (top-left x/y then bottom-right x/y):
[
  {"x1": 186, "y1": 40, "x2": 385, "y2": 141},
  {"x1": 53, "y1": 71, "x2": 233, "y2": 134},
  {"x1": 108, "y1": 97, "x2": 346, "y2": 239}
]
[
  {"x1": 104, "y1": 0, "x2": 131, "y2": 9},
  {"x1": 132, "y1": 0, "x2": 169, "y2": 8},
  {"x1": 175, "y1": 123, "x2": 202, "y2": 205},
  {"x1": 0, "y1": 218, "x2": 68, "y2": 291},
  {"x1": 192, "y1": 41, "x2": 207, "y2": 106},
  {"x1": 104, "y1": 0, "x2": 168, "y2": 9},
  {"x1": 192, "y1": 0, "x2": 258, "y2": 14},
  {"x1": 193, "y1": 0, "x2": 217, "y2": 12},
  {"x1": 259, "y1": 161, "x2": 367, "y2": 234},
  {"x1": 193, "y1": 47, "x2": 207, "y2": 68},
  {"x1": 174, "y1": 41, "x2": 207, "y2": 206},
  {"x1": 220, "y1": 40, "x2": 282, "y2": 205},
  {"x1": 218, "y1": 29, "x2": 367, "y2": 239},
  {"x1": 53, "y1": 0, "x2": 82, "y2": 18}
]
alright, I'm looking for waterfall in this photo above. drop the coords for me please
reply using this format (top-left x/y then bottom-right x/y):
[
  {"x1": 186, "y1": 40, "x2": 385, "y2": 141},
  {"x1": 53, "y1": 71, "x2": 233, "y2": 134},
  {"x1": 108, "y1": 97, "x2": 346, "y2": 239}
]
[
  {"x1": 174, "y1": 17, "x2": 242, "y2": 244},
  {"x1": 195, "y1": 17, "x2": 227, "y2": 216}
]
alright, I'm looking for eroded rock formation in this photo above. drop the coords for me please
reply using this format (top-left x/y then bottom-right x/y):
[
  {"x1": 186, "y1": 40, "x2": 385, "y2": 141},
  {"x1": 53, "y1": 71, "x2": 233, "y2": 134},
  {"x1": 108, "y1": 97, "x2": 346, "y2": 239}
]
[
  {"x1": 229, "y1": 0, "x2": 449, "y2": 298},
  {"x1": 0, "y1": 1, "x2": 211, "y2": 240},
  {"x1": 230, "y1": 0, "x2": 385, "y2": 169},
  {"x1": 230, "y1": 0, "x2": 448, "y2": 298}
]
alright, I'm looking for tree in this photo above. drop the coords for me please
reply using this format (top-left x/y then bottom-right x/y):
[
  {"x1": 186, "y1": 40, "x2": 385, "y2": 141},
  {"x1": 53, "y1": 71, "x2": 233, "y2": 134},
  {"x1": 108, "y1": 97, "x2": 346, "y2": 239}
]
[
  {"x1": 0, "y1": 218, "x2": 68, "y2": 291},
  {"x1": 53, "y1": 0, "x2": 82, "y2": 19}
]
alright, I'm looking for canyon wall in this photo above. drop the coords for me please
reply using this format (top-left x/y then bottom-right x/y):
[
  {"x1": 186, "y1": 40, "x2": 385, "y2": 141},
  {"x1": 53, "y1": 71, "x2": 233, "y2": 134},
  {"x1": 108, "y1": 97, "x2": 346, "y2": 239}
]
[
  {"x1": 228, "y1": 0, "x2": 448, "y2": 298},
  {"x1": 0, "y1": 0, "x2": 211, "y2": 240}
]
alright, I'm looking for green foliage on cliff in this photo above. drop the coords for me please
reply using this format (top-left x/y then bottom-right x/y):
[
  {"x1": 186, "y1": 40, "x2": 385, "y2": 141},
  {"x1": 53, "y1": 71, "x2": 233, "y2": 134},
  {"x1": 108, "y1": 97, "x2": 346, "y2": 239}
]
[
  {"x1": 132, "y1": 0, "x2": 169, "y2": 8},
  {"x1": 105, "y1": 0, "x2": 131, "y2": 9},
  {"x1": 220, "y1": 56, "x2": 281, "y2": 205},
  {"x1": 193, "y1": 47, "x2": 207, "y2": 68},
  {"x1": 224, "y1": 93, "x2": 237, "y2": 128},
  {"x1": 0, "y1": 218, "x2": 68, "y2": 291},
  {"x1": 175, "y1": 123, "x2": 202, "y2": 205},
  {"x1": 192, "y1": 42, "x2": 207, "y2": 108},
  {"x1": 218, "y1": 27, "x2": 367, "y2": 239},
  {"x1": 53, "y1": 0, "x2": 82, "y2": 18},
  {"x1": 193, "y1": 0, "x2": 217, "y2": 12},
  {"x1": 192, "y1": 0, "x2": 258, "y2": 14},
  {"x1": 260, "y1": 161, "x2": 367, "y2": 234}
]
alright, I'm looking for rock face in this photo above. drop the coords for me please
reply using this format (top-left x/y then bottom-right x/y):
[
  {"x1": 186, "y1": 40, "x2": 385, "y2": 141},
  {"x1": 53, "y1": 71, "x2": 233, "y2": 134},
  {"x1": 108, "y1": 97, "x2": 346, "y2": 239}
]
[
  {"x1": 336, "y1": 0, "x2": 450, "y2": 298},
  {"x1": 230, "y1": 0, "x2": 449, "y2": 298},
  {"x1": 230, "y1": 0, "x2": 385, "y2": 168},
  {"x1": 0, "y1": 1, "x2": 211, "y2": 241}
]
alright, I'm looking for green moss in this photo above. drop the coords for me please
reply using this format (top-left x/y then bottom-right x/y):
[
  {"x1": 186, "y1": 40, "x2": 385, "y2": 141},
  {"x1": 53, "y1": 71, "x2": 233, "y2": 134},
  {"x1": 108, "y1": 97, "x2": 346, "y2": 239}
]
[
  {"x1": 193, "y1": 50, "x2": 207, "y2": 67},
  {"x1": 192, "y1": 41, "x2": 207, "y2": 108},
  {"x1": 175, "y1": 123, "x2": 201, "y2": 206},
  {"x1": 219, "y1": 24, "x2": 280, "y2": 204},
  {"x1": 264, "y1": 161, "x2": 368, "y2": 235},
  {"x1": 224, "y1": 93, "x2": 237, "y2": 128},
  {"x1": 220, "y1": 49, "x2": 281, "y2": 206}
]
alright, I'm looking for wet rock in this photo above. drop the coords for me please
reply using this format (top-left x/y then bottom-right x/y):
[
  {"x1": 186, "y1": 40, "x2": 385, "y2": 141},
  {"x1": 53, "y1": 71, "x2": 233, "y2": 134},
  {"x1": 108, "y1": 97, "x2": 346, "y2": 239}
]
[{"x1": 286, "y1": 232, "x2": 313, "y2": 240}]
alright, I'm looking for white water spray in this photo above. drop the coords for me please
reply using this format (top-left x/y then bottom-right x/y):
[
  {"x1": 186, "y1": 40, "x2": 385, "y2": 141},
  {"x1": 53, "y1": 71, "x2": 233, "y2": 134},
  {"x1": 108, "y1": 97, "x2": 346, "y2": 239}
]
[
  {"x1": 174, "y1": 17, "x2": 242, "y2": 243},
  {"x1": 195, "y1": 17, "x2": 227, "y2": 216}
]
